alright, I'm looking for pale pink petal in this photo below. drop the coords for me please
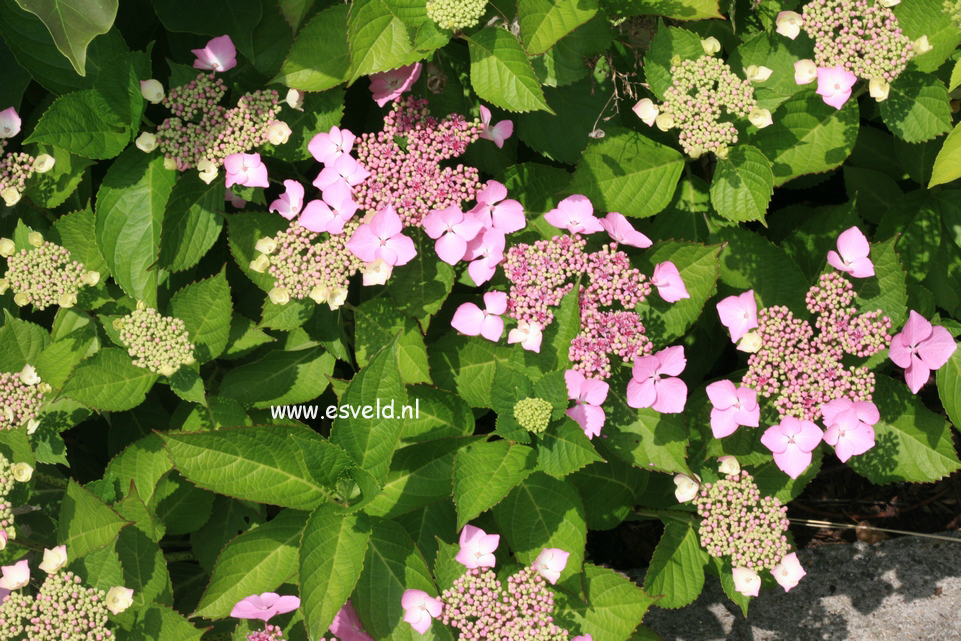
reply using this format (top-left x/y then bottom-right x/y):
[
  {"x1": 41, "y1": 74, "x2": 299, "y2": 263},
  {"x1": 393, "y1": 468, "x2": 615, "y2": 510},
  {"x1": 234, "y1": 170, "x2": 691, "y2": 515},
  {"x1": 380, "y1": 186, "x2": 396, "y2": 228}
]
[
  {"x1": 651, "y1": 262, "x2": 690, "y2": 302},
  {"x1": 626, "y1": 377, "x2": 657, "y2": 409},
  {"x1": 836, "y1": 227, "x2": 870, "y2": 261},
  {"x1": 331, "y1": 602, "x2": 374, "y2": 641},
  {"x1": 451, "y1": 303, "x2": 485, "y2": 336},
  {"x1": 710, "y1": 406, "x2": 741, "y2": 438},
  {"x1": 599, "y1": 212, "x2": 652, "y2": 248},
  {"x1": 480, "y1": 314, "x2": 504, "y2": 342},
  {"x1": 652, "y1": 377, "x2": 687, "y2": 413},
  {"x1": 490, "y1": 200, "x2": 525, "y2": 234},
  {"x1": 826, "y1": 250, "x2": 848, "y2": 273},
  {"x1": 772, "y1": 553, "x2": 806, "y2": 592},
  {"x1": 773, "y1": 444, "x2": 812, "y2": 479},
  {"x1": 382, "y1": 233, "x2": 417, "y2": 267},
  {"x1": 468, "y1": 258, "x2": 498, "y2": 285},
  {"x1": 901, "y1": 310, "x2": 934, "y2": 348},
  {"x1": 476, "y1": 181, "x2": 507, "y2": 205},
  {"x1": 346, "y1": 224, "x2": 380, "y2": 262},
  {"x1": 904, "y1": 357, "x2": 931, "y2": 394},
  {"x1": 484, "y1": 291, "x2": 508, "y2": 315},
  {"x1": 567, "y1": 404, "x2": 605, "y2": 439},
  {"x1": 706, "y1": 380, "x2": 739, "y2": 410},
  {"x1": 918, "y1": 326, "x2": 957, "y2": 370},
  {"x1": 655, "y1": 345, "x2": 686, "y2": 377},
  {"x1": 733, "y1": 402, "x2": 760, "y2": 428},
  {"x1": 580, "y1": 378, "x2": 609, "y2": 406},
  {"x1": 716, "y1": 291, "x2": 758, "y2": 342},
  {"x1": 0, "y1": 107, "x2": 22, "y2": 138},
  {"x1": 820, "y1": 398, "x2": 853, "y2": 427},
  {"x1": 888, "y1": 334, "x2": 914, "y2": 368},
  {"x1": 435, "y1": 233, "x2": 467, "y2": 264},
  {"x1": 853, "y1": 401, "x2": 880, "y2": 426},
  {"x1": 268, "y1": 180, "x2": 305, "y2": 219},
  {"x1": 760, "y1": 424, "x2": 790, "y2": 454},
  {"x1": 565, "y1": 369, "x2": 586, "y2": 400},
  {"x1": 192, "y1": 35, "x2": 237, "y2": 72},
  {"x1": 631, "y1": 354, "x2": 659, "y2": 381},
  {"x1": 793, "y1": 420, "x2": 824, "y2": 451},
  {"x1": 300, "y1": 200, "x2": 336, "y2": 233}
]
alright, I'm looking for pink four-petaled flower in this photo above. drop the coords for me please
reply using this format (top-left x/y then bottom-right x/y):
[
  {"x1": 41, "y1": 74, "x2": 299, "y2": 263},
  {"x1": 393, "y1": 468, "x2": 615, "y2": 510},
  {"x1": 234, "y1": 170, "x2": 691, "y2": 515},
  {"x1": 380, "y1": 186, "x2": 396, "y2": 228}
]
[
  {"x1": 370, "y1": 63, "x2": 422, "y2": 107},
  {"x1": 531, "y1": 548, "x2": 570, "y2": 585},
  {"x1": 716, "y1": 290, "x2": 758, "y2": 343},
  {"x1": 544, "y1": 194, "x2": 604, "y2": 235},
  {"x1": 224, "y1": 153, "x2": 269, "y2": 188},
  {"x1": 464, "y1": 229, "x2": 506, "y2": 285},
  {"x1": 313, "y1": 154, "x2": 370, "y2": 190},
  {"x1": 422, "y1": 206, "x2": 484, "y2": 264},
  {"x1": 300, "y1": 179, "x2": 359, "y2": 235},
  {"x1": 827, "y1": 227, "x2": 874, "y2": 278},
  {"x1": 626, "y1": 346, "x2": 688, "y2": 414},
  {"x1": 820, "y1": 398, "x2": 878, "y2": 462},
  {"x1": 771, "y1": 552, "x2": 806, "y2": 592},
  {"x1": 230, "y1": 592, "x2": 301, "y2": 622},
  {"x1": 507, "y1": 321, "x2": 543, "y2": 353},
  {"x1": 888, "y1": 310, "x2": 957, "y2": 394},
  {"x1": 565, "y1": 369, "x2": 609, "y2": 439},
  {"x1": 706, "y1": 380, "x2": 760, "y2": 438},
  {"x1": 468, "y1": 181, "x2": 525, "y2": 234},
  {"x1": 308, "y1": 126, "x2": 356, "y2": 165},
  {"x1": 268, "y1": 180, "x2": 305, "y2": 220},
  {"x1": 761, "y1": 416, "x2": 823, "y2": 479},
  {"x1": 815, "y1": 65, "x2": 857, "y2": 109},
  {"x1": 347, "y1": 203, "x2": 417, "y2": 266},
  {"x1": 451, "y1": 291, "x2": 508, "y2": 341},
  {"x1": 478, "y1": 105, "x2": 514, "y2": 148},
  {"x1": 599, "y1": 212, "x2": 652, "y2": 248},
  {"x1": 401, "y1": 589, "x2": 443, "y2": 634},
  {"x1": 192, "y1": 35, "x2": 237, "y2": 72},
  {"x1": 650, "y1": 261, "x2": 689, "y2": 303},
  {"x1": 455, "y1": 525, "x2": 500, "y2": 569}
]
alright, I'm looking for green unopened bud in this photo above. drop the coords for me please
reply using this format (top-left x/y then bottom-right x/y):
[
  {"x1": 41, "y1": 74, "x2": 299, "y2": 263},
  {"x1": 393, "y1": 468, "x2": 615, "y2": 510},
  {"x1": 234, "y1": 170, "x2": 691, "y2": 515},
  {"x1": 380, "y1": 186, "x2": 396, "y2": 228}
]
[{"x1": 513, "y1": 397, "x2": 553, "y2": 434}]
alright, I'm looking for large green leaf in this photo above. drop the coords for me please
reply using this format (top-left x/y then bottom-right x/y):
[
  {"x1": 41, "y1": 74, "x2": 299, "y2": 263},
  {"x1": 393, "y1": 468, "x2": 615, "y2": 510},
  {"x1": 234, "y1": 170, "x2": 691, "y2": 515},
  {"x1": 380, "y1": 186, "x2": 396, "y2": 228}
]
[
  {"x1": 25, "y1": 145, "x2": 95, "y2": 209},
  {"x1": 530, "y1": 13, "x2": 613, "y2": 88},
  {"x1": 937, "y1": 349, "x2": 961, "y2": 433},
  {"x1": 104, "y1": 434, "x2": 172, "y2": 506},
  {"x1": 347, "y1": 0, "x2": 418, "y2": 82},
  {"x1": 555, "y1": 563, "x2": 655, "y2": 641},
  {"x1": 643, "y1": 519, "x2": 707, "y2": 609},
  {"x1": 728, "y1": 32, "x2": 806, "y2": 112},
  {"x1": 847, "y1": 376, "x2": 961, "y2": 483},
  {"x1": 642, "y1": 27, "x2": 704, "y2": 100},
  {"x1": 601, "y1": 0, "x2": 720, "y2": 20},
  {"x1": 851, "y1": 236, "x2": 908, "y2": 329},
  {"x1": 929, "y1": 122, "x2": 961, "y2": 188},
  {"x1": 567, "y1": 127, "x2": 684, "y2": 218},
  {"x1": 161, "y1": 426, "x2": 345, "y2": 510},
  {"x1": 114, "y1": 485, "x2": 173, "y2": 607},
  {"x1": 492, "y1": 472, "x2": 586, "y2": 591},
  {"x1": 50, "y1": 206, "x2": 107, "y2": 273},
  {"x1": 272, "y1": 5, "x2": 350, "y2": 91},
  {"x1": 25, "y1": 89, "x2": 129, "y2": 159},
  {"x1": 880, "y1": 71, "x2": 953, "y2": 143},
  {"x1": 468, "y1": 26, "x2": 553, "y2": 113},
  {"x1": 354, "y1": 298, "x2": 430, "y2": 384},
  {"x1": 429, "y1": 334, "x2": 517, "y2": 408},
  {"x1": 569, "y1": 455, "x2": 648, "y2": 530},
  {"x1": 157, "y1": 173, "x2": 225, "y2": 272},
  {"x1": 219, "y1": 346, "x2": 335, "y2": 408},
  {"x1": 709, "y1": 145, "x2": 774, "y2": 224},
  {"x1": 95, "y1": 148, "x2": 176, "y2": 306},
  {"x1": 0, "y1": 311, "x2": 49, "y2": 372},
  {"x1": 14, "y1": 0, "x2": 117, "y2": 75},
  {"x1": 127, "y1": 605, "x2": 204, "y2": 641},
  {"x1": 751, "y1": 92, "x2": 859, "y2": 186},
  {"x1": 518, "y1": 0, "x2": 598, "y2": 56},
  {"x1": 301, "y1": 508, "x2": 371, "y2": 640},
  {"x1": 57, "y1": 479, "x2": 128, "y2": 559},
  {"x1": 193, "y1": 509, "x2": 308, "y2": 618},
  {"x1": 62, "y1": 348, "x2": 157, "y2": 411},
  {"x1": 894, "y1": 0, "x2": 961, "y2": 73},
  {"x1": 714, "y1": 226, "x2": 809, "y2": 315},
  {"x1": 604, "y1": 393, "x2": 691, "y2": 475},
  {"x1": 170, "y1": 269, "x2": 232, "y2": 363},
  {"x1": 536, "y1": 420, "x2": 603, "y2": 478},
  {"x1": 453, "y1": 440, "x2": 536, "y2": 528},
  {"x1": 330, "y1": 335, "x2": 408, "y2": 482},
  {"x1": 149, "y1": 0, "x2": 261, "y2": 54}
]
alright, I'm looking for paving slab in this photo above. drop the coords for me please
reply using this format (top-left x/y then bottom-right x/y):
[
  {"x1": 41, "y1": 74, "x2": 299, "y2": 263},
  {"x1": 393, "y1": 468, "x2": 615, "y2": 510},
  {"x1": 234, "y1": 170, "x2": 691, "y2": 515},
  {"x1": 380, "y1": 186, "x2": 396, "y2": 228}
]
[{"x1": 637, "y1": 531, "x2": 961, "y2": 641}]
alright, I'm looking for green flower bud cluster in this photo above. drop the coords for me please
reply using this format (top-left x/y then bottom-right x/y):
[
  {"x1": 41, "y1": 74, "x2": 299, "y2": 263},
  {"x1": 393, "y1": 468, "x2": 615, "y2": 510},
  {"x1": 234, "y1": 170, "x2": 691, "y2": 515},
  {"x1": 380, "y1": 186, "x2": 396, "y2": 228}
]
[
  {"x1": 693, "y1": 470, "x2": 791, "y2": 571},
  {"x1": 2, "y1": 238, "x2": 98, "y2": 310},
  {"x1": 24, "y1": 571, "x2": 114, "y2": 640},
  {"x1": 0, "y1": 453, "x2": 16, "y2": 540},
  {"x1": 945, "y1": 0, "x2": 961, "y2": 28},
  {"x1": 0, "y1": 590, "x2": 30, "y2": 637},
  {"x1": 513, "y1": 397, "x2": 553, "y2": 434},
  {"x1": 116, "y1": 306, "x2": 195, "y2": 376},
  {"x1": 426, "y1": 0, "x2": 487, "y2": 31},
  {"x1": 1, "y1": 368, "x2": 45, "y2": 431}
]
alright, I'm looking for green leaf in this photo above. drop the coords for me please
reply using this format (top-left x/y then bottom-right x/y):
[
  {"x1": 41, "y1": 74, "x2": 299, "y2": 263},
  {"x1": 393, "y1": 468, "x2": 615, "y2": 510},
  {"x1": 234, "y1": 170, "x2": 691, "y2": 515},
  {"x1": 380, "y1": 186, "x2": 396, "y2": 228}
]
[
  {"x1": 93, "y1": 50, "x2": 149, "y2": 131},
  {"x1": 636, "y1": 242, "x2": 721, "y2": 346},
  {"x1": 642, "y1": 27, "x2": 704, "y2": 100},
  {"x1": 35, "y1": 322, "x2": 96, "y2": 390},
  {"x1": 330, "y1": 335, "x2": 408, "y2": 482},
  {"x1": 537, "y1": 421, "x2": 603, "y2": 478},
  {"x1": 429, "y1": 334, "x2": 517, "y2": 408},
  {"x1": 273, "y1": 5, "x2": 350, "y2": 91},
  {"x1": 25, "y1": 145, "x2": 95, "y2": 209},
  {"x1": 847, "y1": 376, "x2": 961, "y2": 483},
  {"x1": 852, "y1": 236, "x2": 908, "y2": 329},
  {"x1": 0, "y1": 311, "x2": 49, "y2": 372},
  {"x1": 468, "y1": 26, "x2": 553, "y2": 114},
  {"x1": 149, "y1": 0, "x2": 262, "y2": 53},
  {"x1": 714, "y1": 226, "x2": 809, "y2": 315},
  {"x1": 880, "y1": 71, "x2": 953, "y2": 143},
  {"x1": 642, "y1": 519, "x2": 707, "y2": 609},
  {"x1": 530, "y1": 13, "x2": 613, "y2": 87},
  {"x1": 400, "y1": 385, "x2": 475, "y2": 443},
  {"x1": 277, "y1": 0, "x2": 315, "y2": 31},
  {"x1": 843, "y1": 166, "x2": 904, "y2": 223},
  {"x1": 601, "y1": 0, "x2": 720, "y2": 20},
  {"x1": 57, "y1": 479, "x2": 127, "y2": 559},
  {"x1": 929, "y1": 122, "x2": 961, "y2": 188},
  {"x1": 114, "y1": 485, "x2": 173, "y2": 607},
  {"x1": 518, "y1": 0, "x2": 597, "y2": 56},
  {"x1": 355, "y1": 300, "x2": 430, "y2": 384},
  {"x1": 128, "y1": 605, "x2": 204, "y2": 641},
  {"x1": 262, "y1": 89, "x2": 345, "y2": 162},
  {"x1": 62, "y1": 348, "x2": 157, "y2": 411},
  {"x1": 161, "y1": 425, "x2": 343, "y2": 510},
  {"x1": 780, "y1": 200, "x2": 861, "y2": 279},
  {"x1": 354, "y1": 518, "x2": 437, "y2": 640},
  {"x1": 879, "y1": 191, "x2": 945, "y2": 284},
  {"x1": 751, "y1": 92, "x2": 859, "y2": 186},
  {"x1": 605, "y1": 393, "x2": 691, "y2": 475},
  {"x1": 95, "y1": 149, "x2": 176, "y2": 306},
  {"x1": 936, "y1": 349, "x2": 961, "y2": 432},
  {"x1": 492, "y1": 472, "x2": 586, "y2": 591},
  {"x1": 301, "y1": 508, "x2": 371, "y2": 640},
  {"x1": 709, "y1": 145, "x2": 774, "y2": 224},
  {"x1": 104, "y1": 433, "x2": 172, "y2": 506},
  {"x1": 51, "y1": 206, "x2": 107, "y2": 273},
  {"x1": 894, "y1": 0, "x2": 961, "y2": 73},
  {"x1": 453, "y1": 440, "x2": 536, "y2": 529},
  {"x1": 556, "y1": 563, "x2": 655, "y2": 641},
  {"x1": 501, "y1": 162, "x2": 570, "y2": 214},
  {"x1": 157, "y1": 174, "x2": 225, "y2": 272},
  {"x1": 387, "y1": 230, "x2": 455, "y2": 326},
  {"x1": 14, "y1": 0, "x2": 117, "y2": 75},
  {"x1": 566, "y1": 127, "x2": 684, "y2": 218},
  {"x1": 219, "y1": 346, "x2": 335, "y2": 408},
  {"x1": 170, "y1": 269, "x2": 232, "y2": 363},
  {"x1": 194, "y1": 509, "x2": 308, "y2": 618},
  {"x1": 347, "y1": 0, "x2": 418, "y2": 83},
  {"x1": 25, "y1": 89, "x2": 129, "y2": 158},
  {"x1": 569, "y1": 455, "x2": 648, "y2": 530},
  {"x1": 729, "y1": 32, "x2": 806, "y2": 112}
]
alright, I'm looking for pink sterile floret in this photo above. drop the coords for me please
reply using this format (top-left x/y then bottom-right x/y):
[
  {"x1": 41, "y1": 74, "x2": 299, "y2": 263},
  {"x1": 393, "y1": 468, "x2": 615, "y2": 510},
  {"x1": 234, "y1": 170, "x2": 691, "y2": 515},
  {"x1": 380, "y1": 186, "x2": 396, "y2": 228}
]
[
  {"x1": 422, "y1": 205, "x2": 484, "y2": 264},
  {"x1": 826, "y1": 226, "x2": 874, "y2": 278},
  {"x1": 626, "y1": 345, "x2": 688, "y2": 414},
  {"x1": 478, "y1": 105, "x2": 513, "y2": 148},
  {"x1": 717, "y1": 290, "x2": 758, "y2": 343},
  {"x1": 346, "y1": 203, "x2": 417, "y2": 266},
  {"x1": 706, "y1": 379, "x2": 760, "y2": 438},
  {"x1": 370, "y1": 63, "x2": 422, "y2": 107},
  {"x1": 760, "y1": 416, "x2": 823, "y2": 479},
  {"x1": 192, "y1": 35, "x2": 237, "y2": 72},
  {"x1": 451, "y1": 291, "x2": 508, "y2": 342},
  {"x1": 888, "y1": 310, "x2": 957, "y2": 394}
]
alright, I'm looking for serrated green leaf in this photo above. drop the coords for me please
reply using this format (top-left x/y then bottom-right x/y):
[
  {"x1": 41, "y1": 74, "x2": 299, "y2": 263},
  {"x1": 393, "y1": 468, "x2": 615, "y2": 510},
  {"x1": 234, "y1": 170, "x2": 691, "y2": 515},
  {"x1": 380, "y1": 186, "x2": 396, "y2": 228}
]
[
  {"x1": 601, "y1": 0, "x2": 720, "y2": 20},
  {"x1": 62, "y1": 348, "x2": 157, "y2": 411},
  {"x1": 300, "y1": 508, "x2": 370, "y2": 639},
  {"x1": 25, "y1": 89, "x2": 129, "y2": 158},
  {"x1": 387, "y1": 232, "x2": 455, "y2": 328},
  {"x1": 567, "y1": 127, "x2": 684, "y2": 218},
  {"x1": 149, "y1": 0, "x2": 261, "y2": 53},
  {"x1": 429, "y1": 334, "x2": 516, "y2": 408},
  {"x1": 556, "y1": 563, "x2": 655, "y2": 641},
  {"x1": 880, "y1": 71, "x2": 953, "y2": 143},
  {"x1": 219, "y1": 346, "x2": 335, "y2": 408},
  {"x1": 537, "y1": 421, "x2": 603, "y2": 477},
  {"x1": 852, "y1": 236, "x2": 908, "y2": 328},
  {"x1": 194, "y1": 509, "x2": 308, "y2": 618},
  {"x1": 227, "y1": 212, "x2": 290, "y2": 292},
  {"x1": 847, "y1": 376, "x2": 961, "y2": 483},
  {"x1": 14, "y1": 0, "x2": 117, "y2": 75},
  {"x1": 879, "y1": 191, "x2": 945, "y2": 284},
  {"x1": 518, "y1": 0, "x2": 597, "y2": 55},
  {"x1": 400, "y1": 385, "x2": 475, "y2": 443},
  {"x1": 0, "y1": 311, "x2": 49, "y2": 372},
  {"x1": 605, "y1": 393, "x2": 691, "y2": 475},
  {"x1": 95, "y1": 148, "x2": 176, "y2": 306},
  {"x1": 170, "y1": 269, "x2": 232, "y2": 362},
  {"x1": 355, "y1": 299, "x2": 430, "y2": 384},
  {"x1": 168, "y1": 365, "x2": 206, "y2": 405},
  {"x1": 569, "y1": 456, "x2": 648, "y2": 530},
  {"x1": 492, "y1": 472, "x2": 586, "y2": 591},
  {"x1": 105, "y1": 433, "x2": 172, "y2": 506},
  {"x1": 728, "y1": 32, "x2": 806, "y2": 112},
  {"x1": 25, "y1": 145, "x2": 95, "y2": 209},
  {"x1": 115, "y1": 485, "x2": 174, "y2": 607},
  {"x1": 128, "y1": 605, "x2": 205, "y2": 641},
  {"x1": 894, "y1": 0, "x2": 961, "y2": 73},
  {"x1": 162, "y1": 425, "x2": 342, "y2": 510},
  {"x1": 714, "y1": 226, "x2": 809, "y2": 315},
  {"x1": 273, "y1": 5, "x2": 350, "y2": 90},
  {"x1": 530, "y1": 13, "x2": 613, "y2": 87},
  {"x1": 468, "y1": 26, "x2": 553, "y2": 113},
  {"x1": 643, "y1": 519, "x2": 707, "y2": 609},
  {"x1": 57, "y1": 479, "x2": 128, "y2": 559},
  {"x1": 453, "y1": 440, "x2": 536, "y2": 528},
  {"x1": 347, "y1": 0, "x2": 418, "y2": 82},
  {"x1": 929, "y1": 122, "x2": 961, "y2": 188},
  {"x1": 51, "y1": 206, "x2": 108, "y2": 273},
  {"x1": 158, "y1": 174, "x2": 225, "y2": 272},
  {"x1": 710, "y1": 145, "x2": 774, "y2": 224},
  {"x1": 937, "y1": 349, "x2": 961, "y2": 432},
  {"x1": 642, "y1": 27, "x2": 704, "y2": 100},
  {"x1": 751, "y1": 92, "x2": 859, "y2": 186},
  {"x1": 35, "y1": 322, "x2": 96, "y2": 390}
]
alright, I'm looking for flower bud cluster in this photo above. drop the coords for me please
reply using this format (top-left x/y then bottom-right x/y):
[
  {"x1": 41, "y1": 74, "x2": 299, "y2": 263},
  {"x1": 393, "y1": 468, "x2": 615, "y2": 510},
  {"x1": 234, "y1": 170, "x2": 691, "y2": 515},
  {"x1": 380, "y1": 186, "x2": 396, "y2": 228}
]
[
  {"x1": 1, "y1": 367, "x2": 45, "y2": 431},
  {"x1": 155, "y1": 73, "x2": 282, "y2": 170},
  {"x1": 0, "y1": 453, "x2": 18, "y2": 539},
  {"x1": 694, "y1": 470, "x2": 791, "y2": 571},
  {"x1": 426, "y1": 0, "x2": 488, "y2": 30},
  {"x1": 742, "y1": 273, "x2": 891, "y2": 422},
  {"x1": 514, "y1": 397, "x2": 553, "y2": 434},
  {"x1": 24, "y1": 571, "x2": 115, "y2": 641},
  {"x1": 2, "y1": 238, "x2": 97, "y2": 310},
  {"x1": 246, "y1": 623, "x2": 286, "y2": 641},
  {"x1": 0, "y1": 151, "x2": 37, "y2": 205},
  {"x1": 116, "y1": 306, "x2": 195, "y2": 376},
  {"x1": 802, "y1": 0, "x2": 913, "y2": 82},
  {"x1": 947, "y1": 0, "x2": 961, "y2": 28},
  {"x1": 439, "y1": 567, "x2": 569, "y2": 641},
  {"x1": 659, "y1": 56, "x2": 758, "y2": 158}
]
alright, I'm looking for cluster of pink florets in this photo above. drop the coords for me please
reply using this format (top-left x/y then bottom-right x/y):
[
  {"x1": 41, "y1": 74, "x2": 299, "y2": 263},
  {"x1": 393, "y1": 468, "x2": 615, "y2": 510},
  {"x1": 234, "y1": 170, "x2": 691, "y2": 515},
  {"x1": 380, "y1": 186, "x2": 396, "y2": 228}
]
[
  {"x1": 742, "y1": 273, "x2": 892, "y2": 422},
  {"x1": 353, "y1": 95, "x2": 483, "y2": 226},
  {"x1": 801, "y1": 0, "x2": 913, "y2": 82},
  {"x1": 156, "y1": 73, "x2": 281, "y2": 170},
  {"x1": 0, "y1": 151, "x2": 37, "y2": 197},
  {"x1": 503, "y1": 235, "x2": 653, "y2": 379},
  {"x1": 21, "y1": 572, "x2": 115, "y2": 641},
  {"x1": 439, "y1": 567, "x2": 569, "y2": 641},
  {"x1": 245, "y1": 624, "x2": 286, "y2": 641},
  {"x1": 0, "y1": 453, "x2": 16, "y2": 538},
  {"x1": 266, "y1": 219, "x2": 364, "y2": 302},
  {"x1": 0, "y1": 369, "x2": 45, "y2": 430}
]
